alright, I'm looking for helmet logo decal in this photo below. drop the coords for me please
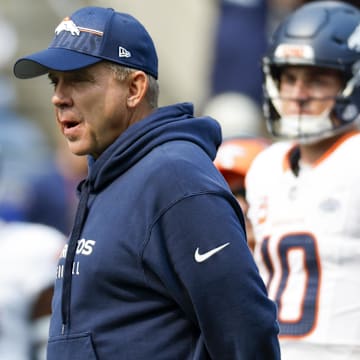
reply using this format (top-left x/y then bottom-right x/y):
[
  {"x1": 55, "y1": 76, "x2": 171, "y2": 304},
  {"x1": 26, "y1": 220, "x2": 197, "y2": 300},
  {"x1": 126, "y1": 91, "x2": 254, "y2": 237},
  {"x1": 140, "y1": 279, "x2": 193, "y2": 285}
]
[
  {"x1": 348, "y1": 24, "x2": 360, "y2": 52},
  {"x1": 342, "y1": 104, "x2": 358, "y2": 121},
  {"x1": 274, "y1": 44, "x2": 314, "y2": 60},
  {"x1": 217, "y1": 144, "x2": 246, "y2": 169}
]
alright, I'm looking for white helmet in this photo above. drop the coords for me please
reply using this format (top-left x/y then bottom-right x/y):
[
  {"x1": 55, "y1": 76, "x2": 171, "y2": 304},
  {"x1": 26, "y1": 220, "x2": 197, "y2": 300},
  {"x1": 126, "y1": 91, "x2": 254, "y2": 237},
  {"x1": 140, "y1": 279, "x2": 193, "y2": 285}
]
[{"x1": 202, "y1": 92, "x2": 266, "y2": 139}]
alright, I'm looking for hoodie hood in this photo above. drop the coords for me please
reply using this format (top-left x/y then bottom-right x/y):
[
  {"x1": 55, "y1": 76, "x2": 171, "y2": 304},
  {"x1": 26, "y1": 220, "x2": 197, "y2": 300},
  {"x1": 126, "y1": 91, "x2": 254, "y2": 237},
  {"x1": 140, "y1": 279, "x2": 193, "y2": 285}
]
[{"x1": 87, "y1": 102, "x2": 222, "y2": 192}]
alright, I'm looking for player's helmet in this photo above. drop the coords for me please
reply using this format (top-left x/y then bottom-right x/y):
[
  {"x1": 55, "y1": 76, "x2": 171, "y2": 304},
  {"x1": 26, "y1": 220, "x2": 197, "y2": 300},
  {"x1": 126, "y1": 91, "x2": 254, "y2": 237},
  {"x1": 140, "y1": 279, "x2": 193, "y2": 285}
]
[
  {"x1": 214, "y1": 136, "x2": 270, "y2": 191},
  {"x1": 202, "y1": 92, "x2": 266, "y2": 138},
  {"x1": 263, "y1": 0, "x2": 360, "y2": 142}
]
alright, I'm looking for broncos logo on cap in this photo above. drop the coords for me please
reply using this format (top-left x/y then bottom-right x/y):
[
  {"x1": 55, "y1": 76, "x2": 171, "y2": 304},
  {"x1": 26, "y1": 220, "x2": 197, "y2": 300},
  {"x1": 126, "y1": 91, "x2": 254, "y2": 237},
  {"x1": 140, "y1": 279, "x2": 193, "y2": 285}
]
[{"x1": 55, "y1": 17, "x2": 80, "y2": 36}]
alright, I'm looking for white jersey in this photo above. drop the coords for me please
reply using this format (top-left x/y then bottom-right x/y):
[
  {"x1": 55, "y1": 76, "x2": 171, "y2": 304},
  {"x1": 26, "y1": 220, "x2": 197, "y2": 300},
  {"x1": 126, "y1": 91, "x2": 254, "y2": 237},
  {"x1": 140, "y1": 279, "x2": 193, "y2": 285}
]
[
  {"x1": 0, "y1": 221, "x2": 65, "y2": 360},
  {"x1": 246, "y1": 131, "x2": 360, "y2": 359}
]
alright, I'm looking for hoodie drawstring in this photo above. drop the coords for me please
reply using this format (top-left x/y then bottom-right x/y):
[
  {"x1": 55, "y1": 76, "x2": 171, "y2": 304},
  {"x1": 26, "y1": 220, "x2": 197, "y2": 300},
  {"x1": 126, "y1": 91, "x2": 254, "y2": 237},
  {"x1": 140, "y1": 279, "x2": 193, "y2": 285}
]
[{"x1": 61, "y1": 179, "x2": 90, "y2": 333}]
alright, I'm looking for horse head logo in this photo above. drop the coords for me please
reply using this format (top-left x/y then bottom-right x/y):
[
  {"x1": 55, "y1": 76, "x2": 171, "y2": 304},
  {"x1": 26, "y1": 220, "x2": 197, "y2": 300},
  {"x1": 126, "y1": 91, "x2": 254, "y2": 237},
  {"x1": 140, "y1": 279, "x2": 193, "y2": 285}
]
[{"x1": 55, "y1": 17, "x2": 80, "y2": 36}]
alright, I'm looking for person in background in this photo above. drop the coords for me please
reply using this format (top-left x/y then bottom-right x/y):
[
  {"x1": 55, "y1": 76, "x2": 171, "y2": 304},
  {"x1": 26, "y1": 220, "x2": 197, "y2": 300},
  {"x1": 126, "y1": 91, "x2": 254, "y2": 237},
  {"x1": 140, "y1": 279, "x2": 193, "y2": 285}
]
[
  {"x1": 246, "y1": 1, "x2": 360, "y2": 358},
  {"x1": 214, "y1": 136, "x2": 271, "y2": 251},
  {"x1": 13, "y1": 6, "x2": 280, "y2": 359},
  {"x1": 201, "y1": 91, "x2": 268, "y2": 138},
  {"x1": 210, "y1": 0, "x2": 268, "y2": 106},
  {"x1": 0, "y1": 219, "x2": 65, "y2": 359},
  {"x1": 25, "y1": 137, "x2": 88, "y2": 235},
  {"x1": 0, "y1": 14, "x2": 67, "y2": 360},
  {"x1": 0, "y1": 14, "x2": 51, "y2": 223}
]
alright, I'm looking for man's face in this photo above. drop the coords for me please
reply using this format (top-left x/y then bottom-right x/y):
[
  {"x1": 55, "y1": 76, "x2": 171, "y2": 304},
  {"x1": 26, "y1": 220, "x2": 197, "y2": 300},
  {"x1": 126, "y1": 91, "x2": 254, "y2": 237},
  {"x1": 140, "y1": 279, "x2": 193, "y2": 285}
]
[
  {"x1": 49, "y1": 63, "x2": 131, "y2": 158},
  {"x1": 278, "y1": 66, "x2": 344, "y2": 117}
]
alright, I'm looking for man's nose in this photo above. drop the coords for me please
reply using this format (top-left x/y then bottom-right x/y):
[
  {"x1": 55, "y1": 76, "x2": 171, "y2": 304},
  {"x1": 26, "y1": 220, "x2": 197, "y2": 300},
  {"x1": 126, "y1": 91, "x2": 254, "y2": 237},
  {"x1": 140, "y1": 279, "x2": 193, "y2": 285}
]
[
  {"x1": 51, "y1": 81, "x2": 72, "y2": 107},
  {"x1": 290, "y1": 80, "x2": 309, "y2": 100}
]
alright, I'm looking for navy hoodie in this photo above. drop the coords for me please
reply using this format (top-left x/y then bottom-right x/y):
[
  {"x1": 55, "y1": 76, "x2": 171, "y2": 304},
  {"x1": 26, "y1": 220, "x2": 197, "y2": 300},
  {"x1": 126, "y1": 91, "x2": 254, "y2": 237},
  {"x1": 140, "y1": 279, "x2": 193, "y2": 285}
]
[{"x1": 47, "y1": 103, "x2": 280, "y2": 359}]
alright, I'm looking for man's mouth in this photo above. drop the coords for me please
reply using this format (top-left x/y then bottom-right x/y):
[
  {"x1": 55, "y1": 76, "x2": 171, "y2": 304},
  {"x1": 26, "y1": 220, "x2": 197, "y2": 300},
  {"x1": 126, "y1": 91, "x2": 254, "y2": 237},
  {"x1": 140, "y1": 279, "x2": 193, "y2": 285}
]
[
  {"x1": 60, "y1": 119, "x2": 83, "y2": 138},
  {"x1": 62, "y1": 120, "x2": 79, "y2": 129}
]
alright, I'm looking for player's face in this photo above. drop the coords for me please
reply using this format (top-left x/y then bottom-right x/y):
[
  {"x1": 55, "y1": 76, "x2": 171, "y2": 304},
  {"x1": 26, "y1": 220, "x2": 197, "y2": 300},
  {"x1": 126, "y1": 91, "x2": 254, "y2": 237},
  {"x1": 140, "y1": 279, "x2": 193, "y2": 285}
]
[
  {"x1": 278, "y1": 66, "x2": 343, "y2": 117},
  {"x1": 49, "y1": 63, "x2": 131, "y2": 158}
]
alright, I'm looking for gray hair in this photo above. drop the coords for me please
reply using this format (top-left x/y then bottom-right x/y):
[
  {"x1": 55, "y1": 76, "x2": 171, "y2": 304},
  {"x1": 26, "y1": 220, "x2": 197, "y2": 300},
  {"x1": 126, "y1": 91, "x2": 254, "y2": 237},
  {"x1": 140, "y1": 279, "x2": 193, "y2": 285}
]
[{"x1": 105, "y1": 62, "x2": 159, "y2": 109}]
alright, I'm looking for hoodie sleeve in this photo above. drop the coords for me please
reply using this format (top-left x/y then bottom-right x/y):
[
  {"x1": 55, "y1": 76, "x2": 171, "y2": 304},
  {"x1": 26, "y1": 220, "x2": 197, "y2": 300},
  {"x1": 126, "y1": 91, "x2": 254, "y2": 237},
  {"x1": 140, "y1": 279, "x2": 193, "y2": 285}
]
[{"x1": 143, "y1": 192, "x2": 280, "y2": 359}]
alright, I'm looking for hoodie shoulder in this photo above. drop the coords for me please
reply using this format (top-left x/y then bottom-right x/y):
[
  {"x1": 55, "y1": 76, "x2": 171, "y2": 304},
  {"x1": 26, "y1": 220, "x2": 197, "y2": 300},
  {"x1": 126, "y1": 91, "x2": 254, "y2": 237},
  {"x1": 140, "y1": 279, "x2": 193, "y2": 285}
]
[
  {"x1": 144, "y1": 138, "x2": 225, "y2": 196},
  {"x1": 89, "y1": 103, "x2": 222, "y2": 191}
]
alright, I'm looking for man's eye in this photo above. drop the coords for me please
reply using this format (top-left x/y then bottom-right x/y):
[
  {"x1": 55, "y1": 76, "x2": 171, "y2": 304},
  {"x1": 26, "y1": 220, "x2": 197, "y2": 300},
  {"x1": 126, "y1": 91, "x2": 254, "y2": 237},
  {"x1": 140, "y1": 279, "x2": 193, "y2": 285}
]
[
  {"x1": 49, "y1": 78, "x2": 58, "y2": 87},
  {"x1": 280, "y1": 74, "x2": 295, "y2": 85},
  {"x1": 73, "y1": 76, "x2": 86, "y2": 82}
]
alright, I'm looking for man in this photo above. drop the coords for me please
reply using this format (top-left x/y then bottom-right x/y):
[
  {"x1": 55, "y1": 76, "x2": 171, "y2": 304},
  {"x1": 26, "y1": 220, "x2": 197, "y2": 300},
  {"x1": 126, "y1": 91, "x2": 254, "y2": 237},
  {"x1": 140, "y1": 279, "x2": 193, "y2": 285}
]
[
  {"x1": 245, "y1": 1, "x2": 360, "y2": 358},
  {"x1": 214, "y1": 136, "x2": 271, "y2": 251},
  {"x1": 0, "y1": 220, "x2": 65, "y2": 359},
  {"x1": 14, "y1": 6, "x2": 280, "y2": 359}
]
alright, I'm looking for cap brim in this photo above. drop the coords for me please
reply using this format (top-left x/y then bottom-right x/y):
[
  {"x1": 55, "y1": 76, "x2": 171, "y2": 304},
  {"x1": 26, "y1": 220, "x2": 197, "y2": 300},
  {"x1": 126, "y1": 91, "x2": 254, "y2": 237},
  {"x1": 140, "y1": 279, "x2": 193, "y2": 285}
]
[{"x1": 13, "y1": 48, "x2": 102, "y2": 79}]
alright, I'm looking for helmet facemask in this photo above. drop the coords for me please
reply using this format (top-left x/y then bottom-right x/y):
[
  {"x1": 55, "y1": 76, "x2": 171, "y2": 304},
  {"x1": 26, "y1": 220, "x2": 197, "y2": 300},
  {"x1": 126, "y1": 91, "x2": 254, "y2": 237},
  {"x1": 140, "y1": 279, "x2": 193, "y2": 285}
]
[{"x1": 263, "y1": 62, "x2": 360, "y2": 144}]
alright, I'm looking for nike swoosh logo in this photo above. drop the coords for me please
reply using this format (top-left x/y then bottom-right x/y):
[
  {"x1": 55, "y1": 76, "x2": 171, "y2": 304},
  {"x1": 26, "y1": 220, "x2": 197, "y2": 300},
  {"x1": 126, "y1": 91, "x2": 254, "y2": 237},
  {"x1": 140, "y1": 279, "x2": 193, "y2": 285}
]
[{"x1": 194, "y1": 242, "x2": 230, "y2": 263}]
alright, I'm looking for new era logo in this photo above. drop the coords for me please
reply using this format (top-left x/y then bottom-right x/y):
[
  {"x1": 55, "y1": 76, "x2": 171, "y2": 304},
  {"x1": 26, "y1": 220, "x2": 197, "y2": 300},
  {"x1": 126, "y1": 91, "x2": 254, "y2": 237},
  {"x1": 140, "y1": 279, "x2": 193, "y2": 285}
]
[{"x1": 119, "y1": 46, "x2": 131, "y2": 58}]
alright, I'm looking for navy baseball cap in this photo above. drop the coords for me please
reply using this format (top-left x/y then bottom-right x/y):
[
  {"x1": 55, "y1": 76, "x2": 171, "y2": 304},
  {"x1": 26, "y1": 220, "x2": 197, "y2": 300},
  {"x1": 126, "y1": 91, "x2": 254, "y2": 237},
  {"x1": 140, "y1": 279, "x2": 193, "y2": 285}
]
[{"x1": 13, "y1": 6, "x2": 158, "y2": 79}]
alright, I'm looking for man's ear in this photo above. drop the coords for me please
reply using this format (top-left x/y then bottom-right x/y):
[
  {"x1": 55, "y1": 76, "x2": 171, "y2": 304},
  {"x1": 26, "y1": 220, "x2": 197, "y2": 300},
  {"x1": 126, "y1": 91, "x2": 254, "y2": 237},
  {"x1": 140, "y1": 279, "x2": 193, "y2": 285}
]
[{"x1": 127, "y1": 71, "x2": 148, "y2": 108}]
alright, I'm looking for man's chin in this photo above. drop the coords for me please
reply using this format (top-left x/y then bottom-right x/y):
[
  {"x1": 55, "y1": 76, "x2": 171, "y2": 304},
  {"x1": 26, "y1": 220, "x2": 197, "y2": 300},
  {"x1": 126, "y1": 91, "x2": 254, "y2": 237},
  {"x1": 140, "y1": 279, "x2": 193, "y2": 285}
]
[{"x1": 66, "y1": 140, "x2": 89, "y2": 157}]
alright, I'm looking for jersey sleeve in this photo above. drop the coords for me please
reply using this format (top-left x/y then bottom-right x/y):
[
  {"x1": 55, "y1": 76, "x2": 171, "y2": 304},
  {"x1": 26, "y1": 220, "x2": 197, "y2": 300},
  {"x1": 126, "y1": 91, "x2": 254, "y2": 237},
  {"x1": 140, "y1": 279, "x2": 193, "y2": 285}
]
[{"x1": 143, "y1": 193, "x2": 280, "y2": 359}]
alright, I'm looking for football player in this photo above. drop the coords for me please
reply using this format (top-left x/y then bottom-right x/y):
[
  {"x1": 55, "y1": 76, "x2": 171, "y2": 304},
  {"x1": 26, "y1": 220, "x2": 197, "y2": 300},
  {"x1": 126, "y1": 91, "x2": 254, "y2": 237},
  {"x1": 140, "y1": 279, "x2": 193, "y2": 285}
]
[
  {"x1": 0, "y1": 221, "x2": 65, "y2": 359},
  {"x1": 246, "y1": 1, "x2": 360, "y2": 358}
]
